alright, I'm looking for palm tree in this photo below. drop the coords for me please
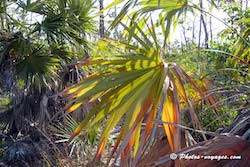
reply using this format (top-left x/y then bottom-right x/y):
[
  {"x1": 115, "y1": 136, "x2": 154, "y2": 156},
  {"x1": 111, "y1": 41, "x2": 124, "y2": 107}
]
[{"x1": 0, "y1": 0, "x2": 95, "y2": 134}]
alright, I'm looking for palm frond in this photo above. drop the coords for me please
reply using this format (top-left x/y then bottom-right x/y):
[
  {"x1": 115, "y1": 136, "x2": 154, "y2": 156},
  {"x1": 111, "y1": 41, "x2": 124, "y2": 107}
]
[
  {"x1": 49, "y1": 114, "x2": 97, "y2": 161},
  {"x1": 64, "y1": 16, "x2": 207, "y2": 165},
  {"x1": 108, "y1": 0, "x2": 188, "y2": 47},
  {"x1": 30, "y1": 0, "x2": 96, "y2": 45},
  {"x1": 16, "y1": 45, "x2": 60, "y2": 89}
]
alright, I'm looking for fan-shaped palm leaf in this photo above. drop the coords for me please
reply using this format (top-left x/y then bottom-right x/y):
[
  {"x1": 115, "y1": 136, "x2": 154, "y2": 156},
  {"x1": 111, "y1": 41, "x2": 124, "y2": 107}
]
[
  {"x1": 24, "y1": 0, "x2": 95, "y2": 45},
  {"x1": 64, "y1": 15, "x2": 207, "y2": 165},
  {"x1": 0, "y1": 32, "x2": 61, "y2": 89},
  {"x1": 16, "y1": 45, "x2": 60, "y2": 89}
]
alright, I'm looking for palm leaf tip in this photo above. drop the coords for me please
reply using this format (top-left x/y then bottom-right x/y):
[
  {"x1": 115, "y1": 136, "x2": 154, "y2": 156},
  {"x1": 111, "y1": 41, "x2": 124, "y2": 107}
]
[
  {"x1": 95, "y1": 140, "x2": 107, "y2": 161},
  {"x1": 67, "y1": 102, "x2": 82, "y2": 113}
]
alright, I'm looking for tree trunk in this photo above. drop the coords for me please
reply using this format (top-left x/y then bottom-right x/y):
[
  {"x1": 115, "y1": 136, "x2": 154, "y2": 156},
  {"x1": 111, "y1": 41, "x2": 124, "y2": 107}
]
[
  {"x1": 201, "y1": 15, "x2": 208, "y2": 49},
  {"x1": 199, "y1": 0, "x2": 209, "y2": 49},
  {"x1": 182, "y1": 15, "x2": 188, "y2": 47},
  {"x1": 192, "y1": 16, "x2": 196, "y2": 41},
  {"x1": 210, "y1": 16, "x2": 212, "y2": 41},
  {"x1": 99, "y1": 0, "x2": 105, "y2": 38}
]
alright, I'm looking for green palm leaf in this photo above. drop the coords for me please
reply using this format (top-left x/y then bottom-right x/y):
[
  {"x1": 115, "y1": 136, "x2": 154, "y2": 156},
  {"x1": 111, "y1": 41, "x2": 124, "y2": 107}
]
[
  {"x1": 108, "y1": 0, "x2": 188, "y2": 47},
  {"x1": 65, "y1": 14, "x2": 206, "y2": 165},
  {"x1": 16, "y1": 45, "x2": 60, "y2": 88},
  {"x1": 28, "y1": 0, "x2": 95, "y2": 45}
]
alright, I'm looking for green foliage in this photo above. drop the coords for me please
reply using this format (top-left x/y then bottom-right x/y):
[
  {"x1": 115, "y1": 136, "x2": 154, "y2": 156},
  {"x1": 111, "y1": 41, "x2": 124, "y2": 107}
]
[
  {"x1": 0, "y1": 0, "x2": 96, "y2": 138},
  {"x1": 26, "y1": 0, "x2": 95, "y2": 44},
  {"x1": 0, "y1": 0, "x2": 96, "y2": 91},
  {"x1": 164, "y1": 42, "x2": 205, "y2": 76},
  {"x1": 196, "y1": 4, "x2": 249, "y2": 132},
  {"x1": 222, "y1": 8, "x2": 249, "y2": 64},
  {"x1": 15, "y1": 79, "x2": 26, "y2": 89},
  {"x1": 0, "y1": 94, "x2": 10, "y2": 106},
  {"x1": 198, "y1": 105, "x2": 238, "y2": 132},
  {"x1": 50, "y1": 114, "x2": 98, "y2": 164}
]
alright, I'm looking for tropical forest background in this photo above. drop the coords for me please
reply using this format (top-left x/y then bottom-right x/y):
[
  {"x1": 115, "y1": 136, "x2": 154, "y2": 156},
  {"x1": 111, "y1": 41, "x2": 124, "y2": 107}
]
[{"x1": 0, "y1": 0, "x2": 249, "y2": 166}]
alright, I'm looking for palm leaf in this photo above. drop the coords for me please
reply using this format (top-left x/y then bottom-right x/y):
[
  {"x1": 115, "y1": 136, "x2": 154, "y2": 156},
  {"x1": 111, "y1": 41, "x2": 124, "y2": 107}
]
[
  {"x1": 107, "y1": 0, "x2": 188, "y2": 47},
  {"x1": 65, "y1": 17, "x2": 207, "y2": 165}
]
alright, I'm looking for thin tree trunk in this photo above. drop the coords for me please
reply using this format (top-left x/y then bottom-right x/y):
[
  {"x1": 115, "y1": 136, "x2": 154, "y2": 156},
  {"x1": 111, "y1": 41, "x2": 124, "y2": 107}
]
[
  {"x1": 210, "y1": 16, "x2": 212, "y2": 41},
  {"x1": 197, "y1": 11, "x2": 202, "y2": 74},
  {"x1": 198, "y1": 0, "x2": 208, "y2": 50},
  {"x1": 99, "y1": 0, "x2": 105, "y2": 38},
  {"x1": 198, "y1": 13, "x2": 202, "y2": 50},
  {"x1": 201, "y1": 15, "x2": 208, "y2": 49},
  {"x1": 182, "y1": 14, "x2": 188, "y2": 46},
  {"x1": 182, "y1": 24, "x2": 188, "y2": 47},
  {"x1": 192, "y1": 16, "x2": 196, "y2": 41}
]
